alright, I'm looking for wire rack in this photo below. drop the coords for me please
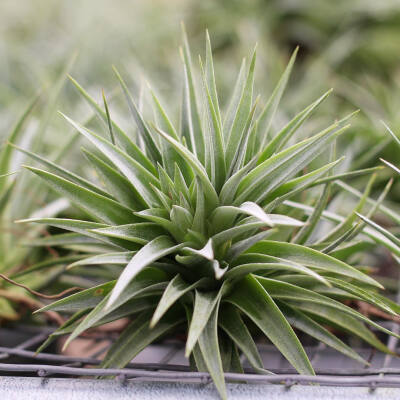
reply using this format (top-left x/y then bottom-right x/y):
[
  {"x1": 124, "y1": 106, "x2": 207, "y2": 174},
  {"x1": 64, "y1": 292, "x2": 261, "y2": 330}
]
[{"x1": 1, "y1": 323, "x2": 400, "y2": 391}]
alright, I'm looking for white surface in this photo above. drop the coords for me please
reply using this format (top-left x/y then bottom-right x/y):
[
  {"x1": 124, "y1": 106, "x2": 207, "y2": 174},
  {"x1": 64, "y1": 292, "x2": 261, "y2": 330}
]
[{"x1": 1, "y1": 377, "x2": 400, "y2": 400}]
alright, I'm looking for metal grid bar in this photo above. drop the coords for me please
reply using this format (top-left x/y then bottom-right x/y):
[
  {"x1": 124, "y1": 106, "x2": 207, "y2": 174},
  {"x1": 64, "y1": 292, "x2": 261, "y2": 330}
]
[
  {"x1": 1, "y1": 324, "x2": 400, "y2": 389},
  {"x1": 0, "y1": 346, "x2": 190, "y2": 372},
  {"x1": 0, "y1": 332, "x2": 48, "y2": 360},
  {"x1": 1, "y1": 363, "x2": 400, "y2": 388},
  {"x1": 5, "y1": 344, "x2": 400, "y2": 376}
]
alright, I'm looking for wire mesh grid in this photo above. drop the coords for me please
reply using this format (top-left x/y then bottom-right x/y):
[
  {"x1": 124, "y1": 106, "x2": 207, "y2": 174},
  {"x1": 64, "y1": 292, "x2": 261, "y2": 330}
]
[{"x1": 1, "y1": 322, "x2": 400, "y2": 391}]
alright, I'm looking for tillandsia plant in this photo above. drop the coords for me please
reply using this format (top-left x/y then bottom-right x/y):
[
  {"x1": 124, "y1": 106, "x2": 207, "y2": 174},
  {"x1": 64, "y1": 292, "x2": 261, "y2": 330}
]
[
  {"x1": 0, "y1": 97, "x2": 66, "y2": 322},
  {"x1": 324, "y1": 75, "x2": 400, "y2": 200},
  {"x1": 19, "y1": 31, "x2": 400, "y2": 399},
  {"x1": 0, "y1": 59, "x2": 82, "y2": 323},
  {"x1": 355, "y1": 123, "x2": 400, "y2": 264}
]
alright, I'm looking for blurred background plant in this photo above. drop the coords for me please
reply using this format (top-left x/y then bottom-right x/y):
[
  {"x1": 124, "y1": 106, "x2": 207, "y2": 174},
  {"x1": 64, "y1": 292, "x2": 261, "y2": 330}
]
[
  {"x1": 0, "y1": 91, "x2": 68, "y2": 322},
  {"x1": 0, "y1": 59, "x2": 97, "y2": 323}
]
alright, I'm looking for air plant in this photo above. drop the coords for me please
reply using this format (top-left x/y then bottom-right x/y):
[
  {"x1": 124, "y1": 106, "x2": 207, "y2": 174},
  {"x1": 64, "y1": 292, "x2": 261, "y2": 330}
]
[
  {"x1": 355, "y1": 123, "x2": 400, "y2": 265},
  {"x1": 0, "y1": 63, "x2": 79, "y2": 323},
  {"x1": 19, "y1": 32, "x2": 400, "y2": 399},
  {"x1": 0, "y1": 98, "x2": 63, "y2": 321}
]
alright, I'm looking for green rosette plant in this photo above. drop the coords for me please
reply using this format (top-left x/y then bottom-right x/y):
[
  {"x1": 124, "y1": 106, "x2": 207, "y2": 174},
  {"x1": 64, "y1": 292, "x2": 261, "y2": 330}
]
[
  {"x1": 0, "y1": 95, "x2": 68, "y2": 322},
  {"x1": 355, "y1": 123, "x2": 400, "y2": 264},
  {"x1": 20, "y1": 32, "x2": 400, "y2": 399},
  {"x1": 0, "y1": 59, "x2": 86, "y2": 323}
]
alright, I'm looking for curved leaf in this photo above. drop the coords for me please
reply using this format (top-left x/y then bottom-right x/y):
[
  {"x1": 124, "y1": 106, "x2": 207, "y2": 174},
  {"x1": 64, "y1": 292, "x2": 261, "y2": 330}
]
[
  {"x1": 61, "y1": 113, "x2": 160, "y2": 207},
  {"x1": 90, "y1": 223, "x2": 167, "y2": 245},
  {"x1": 101, "y1": 310, "x2": 184, "y2": 369},
  {"x1": 219, "y1": 304, "x2": 267, "y2": 372},
  {"x1": 257, "y1": 277, "x2": 400, "y2": 340},
  {"x1": 280, "y1": 302, "x2": 367, "y2": 365},
  {"x1": 249, "y1": 240, "x2": 382, "y2": 288},
  {"x1": 226, "y1": 274, "x2": 314, "y2": 375},
  {"x1": 25, "y1": 166, "x2": 135, "y2": 225},
  {"x1": 106, "y1": 236, "x2": 184, "y2": 309},
  {"x1": 151, "y1": 275, "x2": 206, "y2": 328},
  {"x1": 186, "y1": 287, "x2": 223, "y2": 357},
  {"x1": 198, "y1": 305, "x2": 227, "y2": 400}
]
